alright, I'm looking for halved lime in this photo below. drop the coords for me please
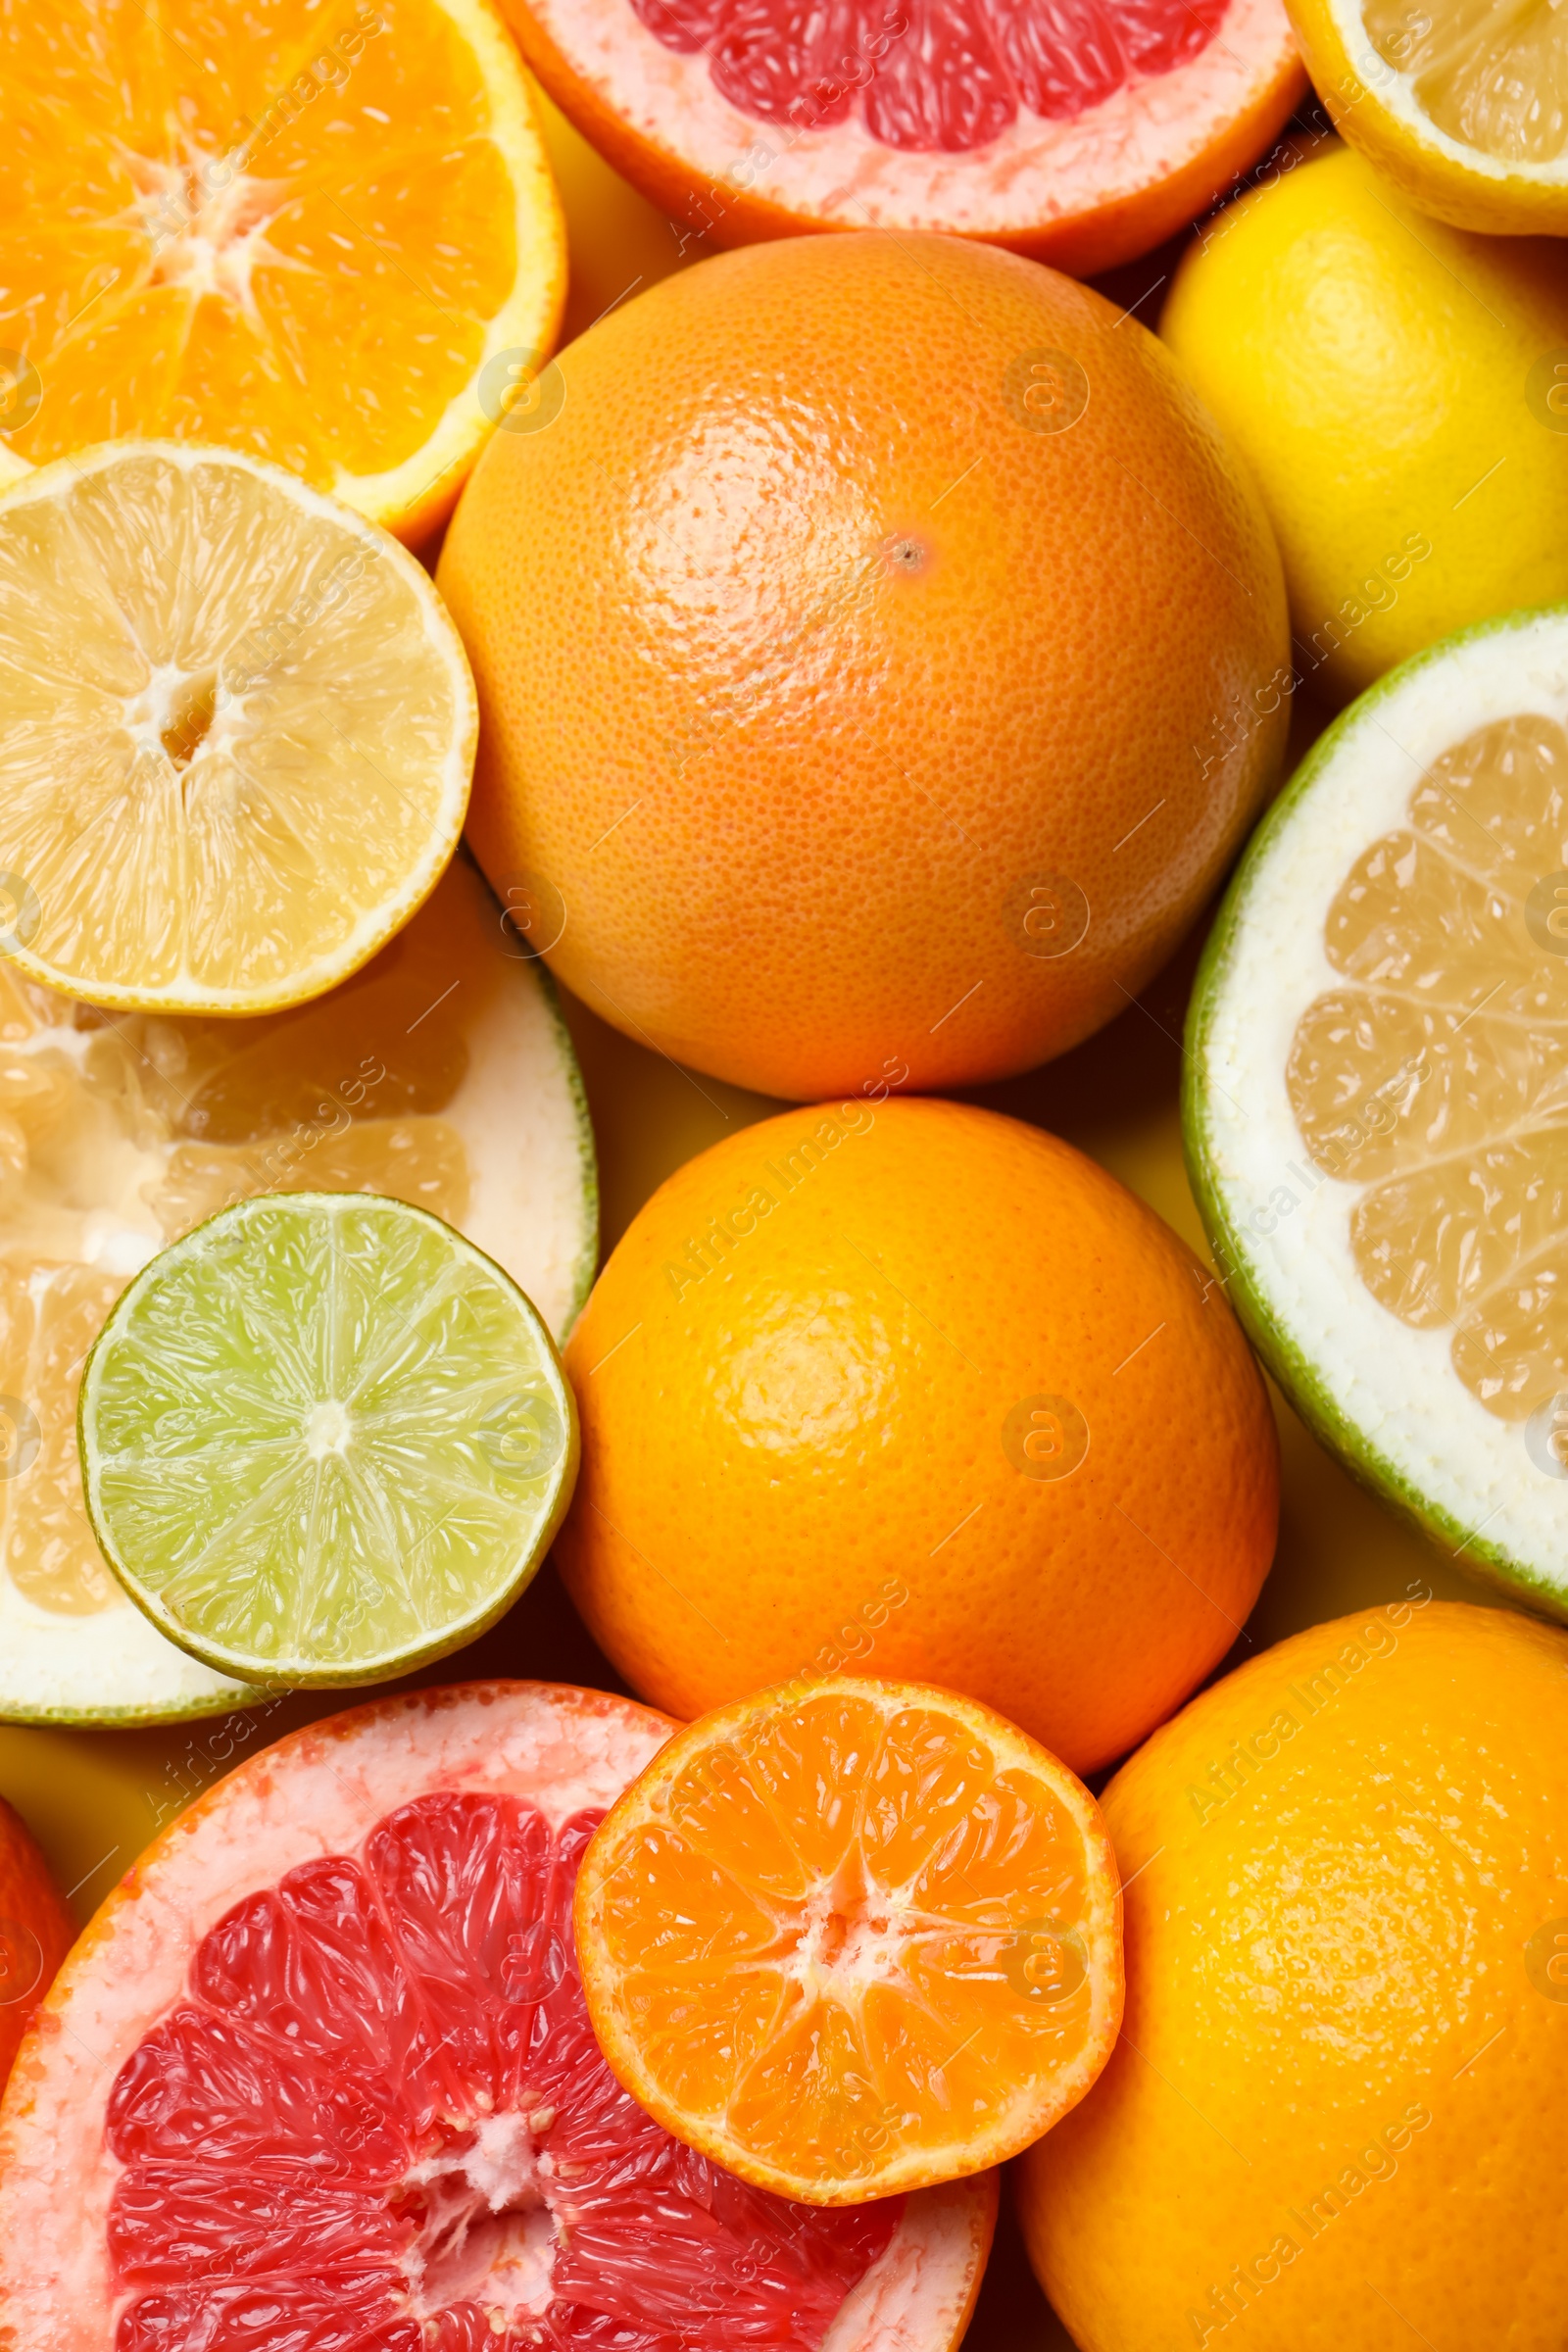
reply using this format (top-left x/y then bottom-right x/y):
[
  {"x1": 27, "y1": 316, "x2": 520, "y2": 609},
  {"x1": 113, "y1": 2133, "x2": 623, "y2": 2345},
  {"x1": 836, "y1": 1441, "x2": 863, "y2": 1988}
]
[
  {"x1": 77, "y1": 1193, "x2": 577, "y2": 1687},
  {"x1": 1185, "y1": 602, "x2": 1568, "y2": 1610}
]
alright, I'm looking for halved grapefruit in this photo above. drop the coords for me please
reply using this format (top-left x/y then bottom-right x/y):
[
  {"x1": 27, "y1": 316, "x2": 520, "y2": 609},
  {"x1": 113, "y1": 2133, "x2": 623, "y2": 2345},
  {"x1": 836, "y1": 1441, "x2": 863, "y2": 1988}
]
[
  {"x1": 0, "y1": 1682, "x2": 997, "y2": 2350},
  {"x1": 500, "y1": 0, "x2": 1304, "y2": 273},
  {"x1": 0, "y1": 1792, "x2": 72, "y2": 2091}
]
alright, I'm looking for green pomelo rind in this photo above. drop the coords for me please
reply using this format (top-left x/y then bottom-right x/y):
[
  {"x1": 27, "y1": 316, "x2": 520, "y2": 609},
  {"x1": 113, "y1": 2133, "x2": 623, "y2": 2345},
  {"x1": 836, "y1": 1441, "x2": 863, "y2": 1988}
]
[
  {"x1": 1183, "y1": 600, "x2": 1568, "y2": 1619},
  {"x1": 77, "y1": 1193, "x2": 580, "y2": 1690}
]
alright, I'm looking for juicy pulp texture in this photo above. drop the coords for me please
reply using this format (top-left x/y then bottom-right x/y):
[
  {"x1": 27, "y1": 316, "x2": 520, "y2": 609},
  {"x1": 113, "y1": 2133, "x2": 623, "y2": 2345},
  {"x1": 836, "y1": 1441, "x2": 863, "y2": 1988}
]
[
  {"x1": 1363, "y1": 0, "x2": 1568, "y2": 163},
  {"x1": 107, "y1": 1791, "x2": 896, "y2": 2350},
  {"x1": 0, "y1": 1685, "x2": 995, "y2": 2352},
  {"x1": 1288, "y1": 715, "x2": 1568, "y2": 1427},
  {"x1": 81, "y1": 1194, "x2": 574, "y2": 1682},
  {"x1": 0, "y1": 853, "x2": 595, "y2": 1721},
  {"x1": 0, "y1": 0, "x2": 563, "y2": 521},
  {"x1": 509, "y1": 0, "x2": 1301, "y2": 262},
  {"x1": 0, "y1": 444, "x2": 473, "y2": 1011},
  {"x1": 579, "y1": 1681, "x2": 1123, "y2": 2201},
  {"x1": 627, "y1": 0, "x2": 1229, "y2": 150}
]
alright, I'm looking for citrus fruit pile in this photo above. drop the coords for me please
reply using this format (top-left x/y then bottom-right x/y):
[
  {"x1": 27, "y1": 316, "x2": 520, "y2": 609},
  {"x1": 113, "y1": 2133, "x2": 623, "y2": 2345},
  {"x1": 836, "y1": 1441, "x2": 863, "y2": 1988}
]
[{"x1": 2, "y1": 0, "x2": 1568, "y2": 2346}]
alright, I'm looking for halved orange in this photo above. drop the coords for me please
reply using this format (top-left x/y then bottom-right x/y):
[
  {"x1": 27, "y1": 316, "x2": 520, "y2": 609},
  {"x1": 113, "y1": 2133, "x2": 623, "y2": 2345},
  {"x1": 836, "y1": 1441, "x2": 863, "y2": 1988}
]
[
  {"x1": 575, "y1": 1674, "x2": 1124, "y2": 2205},
  {"x1": 0, "y1": 0, "x2": 564, "y2": 543}
]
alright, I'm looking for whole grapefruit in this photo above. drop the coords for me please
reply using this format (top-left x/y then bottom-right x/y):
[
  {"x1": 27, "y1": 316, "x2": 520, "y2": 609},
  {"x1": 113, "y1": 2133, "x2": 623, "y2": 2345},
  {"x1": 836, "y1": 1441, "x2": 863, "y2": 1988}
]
[
  {"x1": 438, "y1": 232, "x2": 1290, "y2": 1100},
  {"x1": 0, "y1": 1793, "x2": 72, "y2": 2089},
  {"x1": 1019, "y1": 1600, "x2": 1568, "y2": 2351},
  {"x1": 553, "y1": 1098, "x2": 1280, "y2": 1773}
]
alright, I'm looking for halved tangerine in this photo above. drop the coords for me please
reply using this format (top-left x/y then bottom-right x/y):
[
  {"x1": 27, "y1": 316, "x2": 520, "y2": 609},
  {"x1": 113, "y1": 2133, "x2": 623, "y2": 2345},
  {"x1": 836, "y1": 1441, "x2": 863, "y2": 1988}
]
[
  {"x1": 0, "y1": 1682, "x2": 997, "y2": 2349},
  {"x1": 502, "y1": 0, "x2": 1304, "y2": 273},
  {"x1": 576, "y1": 1675, "x2": 1124, "y2": 2205}
]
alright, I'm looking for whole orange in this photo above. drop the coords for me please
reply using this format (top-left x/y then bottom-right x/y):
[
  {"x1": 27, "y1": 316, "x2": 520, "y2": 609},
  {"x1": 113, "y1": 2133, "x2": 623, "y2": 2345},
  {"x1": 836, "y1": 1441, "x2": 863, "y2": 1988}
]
[
  {"x1": 437, "y1": 232, "x2": 1289, "y2": 1099},
  {"x1": 0, "y1": 1794, "x2": 71, "y2": 2088},
  {"x1": 1018, "y1": 1599, "x2": 1568, "y2": 2352},
  {"x1": 554, "y1": 1098, "x2": 1278, "y2": 1773}
]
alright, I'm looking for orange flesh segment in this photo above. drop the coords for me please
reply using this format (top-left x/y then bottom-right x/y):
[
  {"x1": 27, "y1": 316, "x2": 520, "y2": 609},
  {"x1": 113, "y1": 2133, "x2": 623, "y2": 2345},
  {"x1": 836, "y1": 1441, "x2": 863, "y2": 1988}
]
[
  {"x1": 0, "y1": 0, "x2": 521, "y2": 488},
  {"x1": 1363, "y1": 0, "x2": 1568, "y2": 164},
  {"x1": 586, "y1": 1687, "x2": 1115, "y2": 2196},
  {"x1": 1288, "y1": 712, "x2": 1568, "y2": 1422}
]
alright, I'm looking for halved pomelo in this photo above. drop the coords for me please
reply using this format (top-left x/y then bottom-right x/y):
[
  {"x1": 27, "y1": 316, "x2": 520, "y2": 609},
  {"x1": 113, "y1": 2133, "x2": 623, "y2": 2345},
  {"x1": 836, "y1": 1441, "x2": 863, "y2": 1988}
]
[
  {"x1": 1288, "y1": 0, "x2": 1568, "y2": 232},
  {"x1": 501, "y1": 0, "x2": 1303, "y2": 274},
  {"x1": 0, "y1": 854, "x2": 596, "y2": 1726},
  {"x1": 1186, "y1": 603, "x2": 1568, "y2": 1611},
  {"x1": 0, "y1": 1681, "x2": 997, "y2": 2350},
  {"x1": 0, "y1": 0, "x2": 565, "y2": 543}
]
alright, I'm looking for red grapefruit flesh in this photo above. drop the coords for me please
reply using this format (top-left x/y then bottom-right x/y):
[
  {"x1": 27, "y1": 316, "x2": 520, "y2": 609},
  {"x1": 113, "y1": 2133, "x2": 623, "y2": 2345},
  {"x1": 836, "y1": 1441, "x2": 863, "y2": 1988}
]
[
  {"x1": 503, "y1": 0, "x2": 1304, "y2": 271},
  {"x1": 0, "y1": 1685, "x2": 996, "y2": 2351}
]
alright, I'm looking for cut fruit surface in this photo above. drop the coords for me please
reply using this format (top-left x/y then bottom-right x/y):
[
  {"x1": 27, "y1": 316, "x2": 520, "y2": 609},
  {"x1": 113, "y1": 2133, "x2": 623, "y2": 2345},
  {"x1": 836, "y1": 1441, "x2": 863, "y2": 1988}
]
[
  {"x1": 79, "y1": 1193, "x2": 578, "y2": 1685},
  {"x1": 1186, "y1": 603, "x2": 1568, "y2": 1613},
  {"x1": 0, "y1": 1682, "x2": 997, "y2": 2352},
  {"x1": 0, "y1": 442, "x2": 474, "y2": 1015},
  {"x1": 0, "y1": 853, "x2": 596, "y2": 1727},
  {"x1": 1288, "y1": 0, "x2": 1568, "y2": 229},
  {"x1": 503, "y1": 0, "x2": 1302, "y2": 271},
  {"x1": 0, "y1": 0, "x2": 565, "y2": 541},
  {"x1": 576, "y1": 1676, "x2": 1123, "y2": 2204},
  {"x1": 0, "y1": 1791, "x2": 72, "y2": 2090}
]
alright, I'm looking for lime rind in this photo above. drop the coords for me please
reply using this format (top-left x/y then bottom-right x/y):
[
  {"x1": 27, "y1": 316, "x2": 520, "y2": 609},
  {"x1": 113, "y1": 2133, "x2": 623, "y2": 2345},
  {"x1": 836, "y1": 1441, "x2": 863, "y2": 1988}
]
[
  {"x1": 1184, "y1": 600, "x2": 1568, "y2": 1616},
  {"x1": 78, "y1": 1193, "x2": 579, "y2": 1687}
]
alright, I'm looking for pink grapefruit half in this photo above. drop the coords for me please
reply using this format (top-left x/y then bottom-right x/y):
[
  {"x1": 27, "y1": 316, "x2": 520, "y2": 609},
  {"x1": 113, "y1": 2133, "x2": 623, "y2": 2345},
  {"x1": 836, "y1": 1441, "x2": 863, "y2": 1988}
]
[
  {"x1": 0, "y1": 1683, "x2": 996, "y2": 2351},
  {"x1": 503, "y1": 0, "x2": 1304, "y2": 272}
]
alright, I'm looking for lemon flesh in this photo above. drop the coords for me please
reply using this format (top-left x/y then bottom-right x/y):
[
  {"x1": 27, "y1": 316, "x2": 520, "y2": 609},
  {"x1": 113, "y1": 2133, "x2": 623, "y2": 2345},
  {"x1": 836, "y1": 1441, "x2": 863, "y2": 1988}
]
[
  {"x1": 79, "y1": 1193, "x2": 577, "y2": 1685},
  {"x1": 1289, "y1": 0, "x2": 1568, "y2": 228},
  {"x1": 0, "y1": 441, "x2": 474, "y2": 1013},
  {"x1": 1186, "y1": 604, "x2": 1568, "y2": 1607}
]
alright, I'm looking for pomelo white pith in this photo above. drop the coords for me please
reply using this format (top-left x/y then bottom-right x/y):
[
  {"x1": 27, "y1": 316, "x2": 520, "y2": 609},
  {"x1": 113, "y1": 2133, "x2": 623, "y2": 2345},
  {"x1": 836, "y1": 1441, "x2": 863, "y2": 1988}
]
[{"x1": 0, "y1": 1682, "x2": 996, "y2": 2352}]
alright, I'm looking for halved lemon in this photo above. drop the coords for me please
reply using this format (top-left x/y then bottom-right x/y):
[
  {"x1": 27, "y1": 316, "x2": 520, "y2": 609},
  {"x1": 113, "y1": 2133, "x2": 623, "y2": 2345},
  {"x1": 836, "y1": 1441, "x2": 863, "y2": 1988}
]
[
  {"x1": 1290, "y1": 0, "x2": 1568, "y2": 230},
  {"x1": 0, "y1": 440, "x2": 474, "y2": 1014},
  {"x1": 79, "y1": 1191, "x2": 578, "y2": 1686},
  {"x1": 0, "y1": 0, "x2": 564, "y2": 541},
  {"x1": 575, "y1": 1675, "x2": 1123, "y2": 2206},
  {"x1": 1187, "y1": 603, "x2": 1568, "y2": 1610}
]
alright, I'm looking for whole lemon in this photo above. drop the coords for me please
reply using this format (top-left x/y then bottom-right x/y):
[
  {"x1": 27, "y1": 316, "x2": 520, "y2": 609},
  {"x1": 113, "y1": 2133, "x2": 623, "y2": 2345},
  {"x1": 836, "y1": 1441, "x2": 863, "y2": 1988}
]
[
  {"x1": 1019, "y1": 1599, "x2": 1568, "y2": 2351},
  {"x1": 438, "y1": 232, "x2": 1288, "y2": 1101},
  {"x1": 1161, "y1": 140, "x2": 1568, "y2": 704},
  {"x1": 554, "y1": 1097, "x2": 1278, "y2": 1775}
]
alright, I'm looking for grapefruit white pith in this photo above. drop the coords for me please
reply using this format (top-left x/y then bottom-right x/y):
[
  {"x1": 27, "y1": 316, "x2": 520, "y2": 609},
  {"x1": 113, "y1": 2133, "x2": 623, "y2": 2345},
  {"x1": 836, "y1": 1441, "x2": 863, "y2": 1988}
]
[
  {"x1": 0, "y1": 1683, "x2": 997, "y2": 2350},
  {"x1": 501, "y1": 0, "x2": 1304, "y2": 271}
]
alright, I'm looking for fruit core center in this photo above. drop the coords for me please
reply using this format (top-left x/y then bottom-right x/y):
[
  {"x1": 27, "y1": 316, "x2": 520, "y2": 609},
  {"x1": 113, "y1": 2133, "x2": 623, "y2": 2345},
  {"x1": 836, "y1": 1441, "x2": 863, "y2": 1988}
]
[
  {"x1": 130, "y1": 154, "x2": 285, "y2": 308},
  {"x1": 124, "y1": 665, "x2": 221, "y2": 770},
  {"x1": 304, "y1": 1397, "x2": 353, "y2": 1457},
  {"x1": 401, "y1": 2112, "x2": 558, "y2": 2322},
  {"x1": 790, "y1": 1872, "x2": 906, "y2": 1987}
]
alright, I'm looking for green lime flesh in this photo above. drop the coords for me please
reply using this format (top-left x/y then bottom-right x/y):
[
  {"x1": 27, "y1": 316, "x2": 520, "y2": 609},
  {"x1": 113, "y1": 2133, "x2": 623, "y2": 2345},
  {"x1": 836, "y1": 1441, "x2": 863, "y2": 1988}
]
[
  {"x1": 1182, "y1": 600, "x2": 1568, "y2": 1618},
  {"x1": 78, "y1": 1193, "x2": 579, "y2": 1687}
]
